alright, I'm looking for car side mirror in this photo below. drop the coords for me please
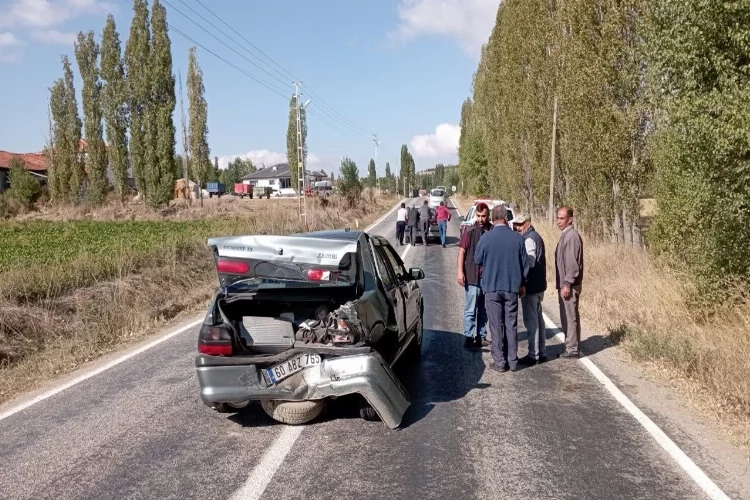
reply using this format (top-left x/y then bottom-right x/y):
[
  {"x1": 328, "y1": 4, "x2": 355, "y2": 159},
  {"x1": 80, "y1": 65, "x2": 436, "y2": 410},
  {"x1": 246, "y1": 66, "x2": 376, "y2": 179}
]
[
  {"x1": 459, "y1": 215, "x2": 465, "y2": 221},
  {"x1": 409, "y1": 267, "x2": 425, "y2": 280}
]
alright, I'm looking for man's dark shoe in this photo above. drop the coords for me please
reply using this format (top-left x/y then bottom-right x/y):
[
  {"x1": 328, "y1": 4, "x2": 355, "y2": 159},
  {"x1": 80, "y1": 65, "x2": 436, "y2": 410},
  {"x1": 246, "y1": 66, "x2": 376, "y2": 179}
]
[
  {"x1": 464, "y1": 337, "x2": 478, "y2": 350},
  {"x1": 559, "y1": 351, "x2": 579, "y2": 359},
  {"x1": 490, "y1": 363, "x2": 508, "y2": 373},
  {"x1": 509, "y1": 365, "x2": 519, "y2": 372},
  {"x1": 538, "y1": 355, "x2": 549, "y2": 364},
  {"x1": 518, "y1": 355, "x2": 537, "y2": 366}
]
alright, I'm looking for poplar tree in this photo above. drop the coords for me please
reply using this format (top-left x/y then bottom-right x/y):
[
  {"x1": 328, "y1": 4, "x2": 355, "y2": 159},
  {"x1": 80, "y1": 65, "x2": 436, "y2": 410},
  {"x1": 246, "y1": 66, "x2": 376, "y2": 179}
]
[
  {"x1": 63, "y1": 56, "x2": 85, "y2": 202},
  {"x1": 148, "y1": 0, "x2": 177, "y2": 206},
  {"x1": 48, "y1": 79, "x2": 68, "y2": 201},
  {"x1": 125, "y1": 0, "x2": 150, "y2": 199},
  {"x1": 101, "y1": 14, "x2": 129, "y2": 202},
  {"x1": 75, "y1": 30, "x2": 108, "y2": 205},
  {"x1": 187, "y1": 46, "x2": 210, "y2": 206},
  {"x1": 367, "y1": 159, "x2": 376, "y2": 187},
  {"x1": 286, "y1": 93, "x2": 307, "y2": 193}
]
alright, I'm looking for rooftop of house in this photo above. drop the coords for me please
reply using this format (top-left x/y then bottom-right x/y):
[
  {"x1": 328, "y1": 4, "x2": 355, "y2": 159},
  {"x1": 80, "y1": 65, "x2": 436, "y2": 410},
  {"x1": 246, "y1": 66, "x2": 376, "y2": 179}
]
[{"x1": 241, "y1": 162, "x2": 329, "y2": 181}]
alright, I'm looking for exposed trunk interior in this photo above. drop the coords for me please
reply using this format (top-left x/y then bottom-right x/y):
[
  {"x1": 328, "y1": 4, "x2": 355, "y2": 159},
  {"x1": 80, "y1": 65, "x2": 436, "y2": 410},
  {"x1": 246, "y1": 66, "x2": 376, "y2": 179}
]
[{"x1": 216, "y1": 287, "x2": 358, "y2": 355}]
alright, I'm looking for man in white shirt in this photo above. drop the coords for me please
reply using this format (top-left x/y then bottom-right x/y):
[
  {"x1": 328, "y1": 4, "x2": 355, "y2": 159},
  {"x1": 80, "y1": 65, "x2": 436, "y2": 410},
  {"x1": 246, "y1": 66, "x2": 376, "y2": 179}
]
[{"x1": 396, "y1": 203, "x2": 408, "y2": 246}]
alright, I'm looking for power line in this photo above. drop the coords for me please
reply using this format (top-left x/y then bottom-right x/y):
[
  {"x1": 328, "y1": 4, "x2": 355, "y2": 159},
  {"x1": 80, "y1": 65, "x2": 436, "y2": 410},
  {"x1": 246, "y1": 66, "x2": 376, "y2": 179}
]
[
  {"x1": 162, "y1": 0, "x2": 291, "y2": 95},
  {"x1": 188, "y1": 0, "x2": 374, "y2": 138}
]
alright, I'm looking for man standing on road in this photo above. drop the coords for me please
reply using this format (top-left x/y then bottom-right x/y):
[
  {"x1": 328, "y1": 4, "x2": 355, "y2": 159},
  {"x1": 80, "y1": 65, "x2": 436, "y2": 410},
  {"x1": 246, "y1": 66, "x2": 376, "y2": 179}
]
[
  {"x1": 555, "y1": 206, "x2": 584, "y2": 359},
  {"x1": 406, "y1": 204, "x2": 420, "y2": 245},
  {"x1": 475, "y1": 205, "x2": 529, "y2": 372},
  {"x1": 457, "y1": 202, "x2": 491, "y2": 350},
  {"x1": 418, "y1": 200, "x2": 431, "y2": 246},
  {"x1": 436, "y1": 201, "x2": 451, "y2": 248},
  {"x1": 396, "y1": 203, "x2": 408, "y2": 246},
  {"x1": 512, "y1": 213, "x2": 548, "y2": 365}
]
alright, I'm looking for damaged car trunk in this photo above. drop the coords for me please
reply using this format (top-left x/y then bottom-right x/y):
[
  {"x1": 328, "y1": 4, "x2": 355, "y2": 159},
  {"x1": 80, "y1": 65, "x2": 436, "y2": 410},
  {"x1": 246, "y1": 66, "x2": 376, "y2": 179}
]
[{"x1": 195, "y1": 230, "x2": 424, "y2": 429}]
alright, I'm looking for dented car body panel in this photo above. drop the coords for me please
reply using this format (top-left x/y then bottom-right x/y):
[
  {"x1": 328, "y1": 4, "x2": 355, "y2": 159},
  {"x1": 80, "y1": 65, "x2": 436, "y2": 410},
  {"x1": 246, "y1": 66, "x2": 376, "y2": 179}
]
[
  {"x1": 195, "y1": 348, "x2": 411, "y2": 429},
  {"x1": 196, "y1": 229, "x2": 424, "y2": 428}
]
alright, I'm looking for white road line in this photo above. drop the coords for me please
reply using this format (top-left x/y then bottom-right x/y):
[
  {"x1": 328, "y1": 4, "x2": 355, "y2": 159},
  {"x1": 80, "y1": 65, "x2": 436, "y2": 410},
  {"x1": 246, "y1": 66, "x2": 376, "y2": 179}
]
[
  {"x1": 0, "y1": 318, "x2": 203, "y2": 422},
  {"x1": 542, "y1": 313, "x2": 731, "y2": 500},
  {"x1": 229, "y1": 426, "x2": 305, "y2": 500},
  {"x1": 450, "y1": 197, "x2": 463, "y2": 217},
  {"x1": 0, "y1": 201, "x2": 405, "y2": 422}
]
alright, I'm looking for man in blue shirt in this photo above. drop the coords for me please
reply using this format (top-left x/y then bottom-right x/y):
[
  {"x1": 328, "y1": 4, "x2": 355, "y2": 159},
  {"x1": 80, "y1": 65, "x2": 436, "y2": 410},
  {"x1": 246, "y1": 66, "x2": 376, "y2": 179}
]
[{"x1": 475, "y1": 205, "x2": 529, "y2": 372}]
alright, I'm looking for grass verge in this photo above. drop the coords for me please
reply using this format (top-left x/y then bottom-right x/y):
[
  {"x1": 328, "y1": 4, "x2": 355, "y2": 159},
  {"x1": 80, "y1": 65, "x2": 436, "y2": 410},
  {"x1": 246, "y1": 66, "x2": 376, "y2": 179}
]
[
  {"x1": 0, "y1": 193, "x2": 397, "y2": 405},
  {"x1": 453, "y1": 195, "x2": 750, "y2": 448}
]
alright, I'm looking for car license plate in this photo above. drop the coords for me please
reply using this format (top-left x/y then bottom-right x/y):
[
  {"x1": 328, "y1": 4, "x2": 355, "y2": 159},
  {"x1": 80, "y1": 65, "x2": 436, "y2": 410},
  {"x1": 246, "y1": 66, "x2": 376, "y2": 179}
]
[{"x1": 264, "y1": 353, "x2": 322, "y2": 385}]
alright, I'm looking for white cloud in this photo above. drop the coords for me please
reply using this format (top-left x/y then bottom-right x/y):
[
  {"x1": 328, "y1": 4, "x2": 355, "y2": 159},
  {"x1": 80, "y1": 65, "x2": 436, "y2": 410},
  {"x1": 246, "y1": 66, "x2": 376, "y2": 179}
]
[
  {"x1": 217, "y1": 150, "x2": 323, "y2": 171},
  {"x1": 389, "y1": 0, "x2": 500, "y2": 58},
  {"x1": 0, "y1": 0, "x2": 114, "y2": 28},
  {"x1": 0, "y1": 32, "x2": 24, "y2": 63},
  {"x1": 411, "y1": 123, "x2": 461, "y2": 159},
  {"x1": 31, "y1": 29, "x2": 77, "y2": 45}
]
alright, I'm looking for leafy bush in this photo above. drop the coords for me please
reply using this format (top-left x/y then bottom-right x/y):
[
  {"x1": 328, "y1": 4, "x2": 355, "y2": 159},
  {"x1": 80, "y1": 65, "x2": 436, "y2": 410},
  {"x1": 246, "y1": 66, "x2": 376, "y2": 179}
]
[
  {"x1": 337, "y1": 157, "x2": 362, "y2": 208},
  {"x1": 6, "y1": 157, "x2": 41, "y2": 210}
]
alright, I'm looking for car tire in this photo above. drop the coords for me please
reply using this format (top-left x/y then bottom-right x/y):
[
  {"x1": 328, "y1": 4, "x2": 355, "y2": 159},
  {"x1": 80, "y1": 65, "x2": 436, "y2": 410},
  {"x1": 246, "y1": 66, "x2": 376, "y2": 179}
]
[
  {"x1": 359, "y1": 404, "x2": 380, "y2": 422},
  {"x1": 407, "y1": 310, "x2": 424, "y2": 358},
  {"x1": 211, "y1": 401, "x2": 250, "y2": 413},
  {"x1": 260, "y1": 399, "x2": 325, "y2": 425}
]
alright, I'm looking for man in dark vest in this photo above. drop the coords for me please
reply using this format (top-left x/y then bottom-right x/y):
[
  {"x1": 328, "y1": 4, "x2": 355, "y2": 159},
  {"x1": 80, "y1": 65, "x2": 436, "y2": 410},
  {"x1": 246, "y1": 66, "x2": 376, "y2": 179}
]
[
  {"x1": 512, "y1": 213, "x2": 548, "y2": 364},
  {"x1": 406, "y1": 204, "x2": 420, "y2": 245},
  {"x1": 457, "y1": 202, "x2": 491, "y2": 349}
]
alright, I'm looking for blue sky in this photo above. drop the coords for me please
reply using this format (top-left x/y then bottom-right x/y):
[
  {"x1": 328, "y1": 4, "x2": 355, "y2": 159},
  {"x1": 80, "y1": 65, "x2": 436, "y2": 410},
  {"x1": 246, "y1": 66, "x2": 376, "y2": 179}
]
[{"x1": 0, "y1": 0, "x2": 500, "y2": 177}]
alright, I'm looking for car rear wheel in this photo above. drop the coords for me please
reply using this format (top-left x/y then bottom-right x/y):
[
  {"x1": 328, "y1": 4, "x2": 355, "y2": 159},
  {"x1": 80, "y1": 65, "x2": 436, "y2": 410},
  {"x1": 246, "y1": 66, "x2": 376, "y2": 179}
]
[
  {"x1": 260, "y1": 399, "x2": 326, "y2": 425},
  {"x1": 407, "y1": 311, "x2": 424, "y2": 358}
]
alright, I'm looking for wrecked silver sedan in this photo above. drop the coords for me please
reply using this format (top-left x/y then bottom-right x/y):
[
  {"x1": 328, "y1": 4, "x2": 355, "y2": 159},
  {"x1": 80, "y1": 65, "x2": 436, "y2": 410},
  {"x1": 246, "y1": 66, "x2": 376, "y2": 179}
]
[{"x1": 195, "y1": 229, "x2": 425, "y2": 428}]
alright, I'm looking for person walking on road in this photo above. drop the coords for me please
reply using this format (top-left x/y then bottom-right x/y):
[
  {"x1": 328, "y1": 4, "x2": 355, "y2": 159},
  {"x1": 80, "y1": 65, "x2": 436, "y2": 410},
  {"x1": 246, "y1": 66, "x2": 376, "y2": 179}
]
[
  {"x1": 436, "y1": 201, "x2": 451, "y2": 248},
  {"x1": 511, "y1": 213, "x2": 548, "y2": 365},
  {"x1": 396, "y1": 203, "x2": 408, "y2": 246},
  {"x1": 418, "y1": 200, "x2": 431, "y2": 246},
  {"x1": 457, "y1": 202, "x2": 491, "y2": 350},
  {"x1": 475, "y1": 205, "x2": 529, "y2": 372},
  {"x1": 406, "y1": 204, "x2": 420, "y2": 245},
  {"x1": 555, "y1": 206, "x2": 584, "y2": 359}
]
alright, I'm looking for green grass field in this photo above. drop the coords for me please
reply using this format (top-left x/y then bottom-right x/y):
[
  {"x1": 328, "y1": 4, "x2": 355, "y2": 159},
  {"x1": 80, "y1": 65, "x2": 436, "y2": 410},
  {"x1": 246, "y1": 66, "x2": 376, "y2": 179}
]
[{"x1": 0, "y1": 219, "x2": 261, "y2": 302}]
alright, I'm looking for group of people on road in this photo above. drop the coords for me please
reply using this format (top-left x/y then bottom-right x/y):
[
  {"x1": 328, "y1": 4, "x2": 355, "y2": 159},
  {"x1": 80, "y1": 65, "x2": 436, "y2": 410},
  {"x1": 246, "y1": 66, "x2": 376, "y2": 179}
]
[
  {"x1": 395, "y1": 200, "x2": 452, "y2": 248},
  {"x1": 457, "y1": 202, "x2": 584, "y2": 372}
]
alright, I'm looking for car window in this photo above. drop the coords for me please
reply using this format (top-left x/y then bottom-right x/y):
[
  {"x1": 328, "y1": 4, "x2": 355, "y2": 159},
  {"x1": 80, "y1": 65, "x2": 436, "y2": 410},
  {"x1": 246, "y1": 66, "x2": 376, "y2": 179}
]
[
  {"x1": 382, "y1": 244, "x2": 408, "y2": 282},
  {"x1": 506, "y1": 208, "x2": 514, "y2": 221},
  {"x1": 372, "y1": 243, "x2": 397, "y2": 289}
]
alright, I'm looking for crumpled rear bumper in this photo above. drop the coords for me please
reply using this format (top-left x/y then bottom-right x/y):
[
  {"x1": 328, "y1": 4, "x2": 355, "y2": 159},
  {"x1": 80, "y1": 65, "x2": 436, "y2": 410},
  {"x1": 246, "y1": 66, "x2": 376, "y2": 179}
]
[{"x1": 195, "y1": 350, "x2": 411, "y2": 429}]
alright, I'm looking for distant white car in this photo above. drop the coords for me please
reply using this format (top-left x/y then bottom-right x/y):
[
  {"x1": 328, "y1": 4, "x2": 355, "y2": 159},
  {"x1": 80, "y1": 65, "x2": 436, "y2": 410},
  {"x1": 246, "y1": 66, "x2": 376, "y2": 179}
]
[
  {"x1": 428, "y1": 188, "x2": 447, "y2": 208},
  {"x1": 459, "y1": 199, "x2": 515, "y2": 238}
]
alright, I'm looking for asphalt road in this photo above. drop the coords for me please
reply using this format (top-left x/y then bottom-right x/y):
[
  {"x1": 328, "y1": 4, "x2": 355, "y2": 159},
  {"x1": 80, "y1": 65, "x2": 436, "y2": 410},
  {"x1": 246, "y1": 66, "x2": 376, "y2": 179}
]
[{"x1": 0, "y1": 199, "x2": 725, "y2": 500}]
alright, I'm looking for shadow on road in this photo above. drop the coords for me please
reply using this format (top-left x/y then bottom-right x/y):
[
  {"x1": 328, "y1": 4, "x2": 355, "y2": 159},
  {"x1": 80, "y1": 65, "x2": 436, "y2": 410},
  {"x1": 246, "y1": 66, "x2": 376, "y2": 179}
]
[{"x1": 395, "y1": 329, "x2": 489, "y2": 428}]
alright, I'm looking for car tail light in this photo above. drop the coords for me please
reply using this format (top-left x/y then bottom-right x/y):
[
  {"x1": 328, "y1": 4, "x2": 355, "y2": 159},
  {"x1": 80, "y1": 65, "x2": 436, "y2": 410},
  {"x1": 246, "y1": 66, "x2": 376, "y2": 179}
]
[
  {"x1": 198, "y1": 324, "x2": 233, "y2": 356},
  {"x1": 217, "y1": 259, "x2": 249, "y2": 274},
  {"x1": 307, "y1": 269, "x2": 331, "y2": 281}
]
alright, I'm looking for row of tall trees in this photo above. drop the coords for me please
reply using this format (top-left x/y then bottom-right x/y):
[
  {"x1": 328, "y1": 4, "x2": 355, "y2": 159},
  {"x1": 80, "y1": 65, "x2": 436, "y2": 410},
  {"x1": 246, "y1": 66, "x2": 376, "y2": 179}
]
[
  {"x1": 459, "y1": 0, "x2": 750, "y2": 290},
  {"x1": 46, "y1": 0, "x2": 210, "y2": 209},
  {"x1": 399, "y1": 144, "x2": 416, "y2": 194}
]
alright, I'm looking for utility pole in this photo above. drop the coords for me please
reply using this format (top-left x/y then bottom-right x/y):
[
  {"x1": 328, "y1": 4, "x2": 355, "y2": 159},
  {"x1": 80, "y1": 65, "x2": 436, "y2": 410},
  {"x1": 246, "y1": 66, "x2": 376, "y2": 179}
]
[
  {"x1": 178, "y1": 71, "x2": 190, "y2": 205},
  {"x1": 294, "y1": 82, "x2": 306, "y2": 225},
  {"x1": 373, "y1": 133, "x2": 381, "y2": 194},
  {"x1": 548, "y1": 95, "x2": 558, "y2": 224}
]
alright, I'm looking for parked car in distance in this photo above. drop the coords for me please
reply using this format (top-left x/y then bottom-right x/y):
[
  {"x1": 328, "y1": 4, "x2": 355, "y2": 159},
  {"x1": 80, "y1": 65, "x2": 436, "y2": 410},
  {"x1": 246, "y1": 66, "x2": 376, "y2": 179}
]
[
  {"x1": 207, "y1": 182, "x2": 226, "y2": 198},
  {"x1": 234, "y1": 183, "x2": 253, "y2": 198},
  {"x1": 195, "y1": 229, "x2": 425, "y2": 428},
  {"x1": 428, "y1": 188, "x2": 447, "y2": 208},
  {"x1": 459, "y1": 199, "x2": 515, "y2": 238}
]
